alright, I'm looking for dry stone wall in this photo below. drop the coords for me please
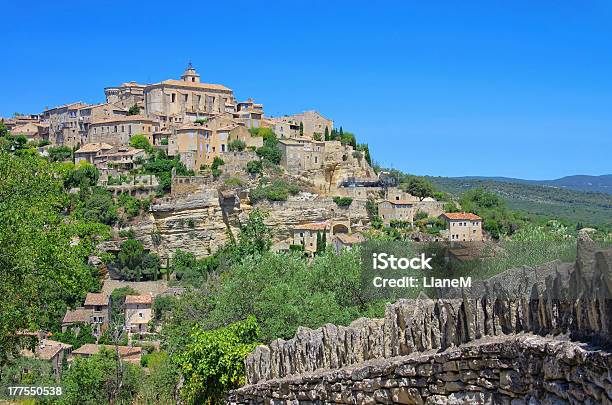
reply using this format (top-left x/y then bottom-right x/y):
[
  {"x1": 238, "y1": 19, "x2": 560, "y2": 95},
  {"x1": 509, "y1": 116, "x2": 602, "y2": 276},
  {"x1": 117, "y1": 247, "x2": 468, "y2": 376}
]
[
  {"x1": 230, "y1": 236, "x2": 611, "y2": 404},
  {"x1": 229, "y1": 334, "x2": 610, "y2": 404}
]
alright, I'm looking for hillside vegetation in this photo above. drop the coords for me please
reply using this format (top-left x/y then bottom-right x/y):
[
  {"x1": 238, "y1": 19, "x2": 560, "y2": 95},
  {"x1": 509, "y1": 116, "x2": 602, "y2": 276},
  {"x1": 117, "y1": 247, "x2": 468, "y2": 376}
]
[{"x1": 427, "y1": 177, "x2": 612, "y2": 229}]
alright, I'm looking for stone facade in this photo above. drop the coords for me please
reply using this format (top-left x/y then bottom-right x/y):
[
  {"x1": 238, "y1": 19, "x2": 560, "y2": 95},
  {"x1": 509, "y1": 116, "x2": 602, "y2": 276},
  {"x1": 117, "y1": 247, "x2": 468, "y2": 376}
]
[
  {"x1": 278, "y1": 110, "x2": 333, "y2": 139},
  {"x1": 440, "y1": 213, "x2": 483, "y2": 242},
  {"x1": 89, "y1": 115, "x2": 159, "y2": 145},
  {"x1": 378, "y1": 200, "x2": 414, "y2": 226},
  {"x1": 144, "y1": 64, "x2": 236, "y2": 123}
]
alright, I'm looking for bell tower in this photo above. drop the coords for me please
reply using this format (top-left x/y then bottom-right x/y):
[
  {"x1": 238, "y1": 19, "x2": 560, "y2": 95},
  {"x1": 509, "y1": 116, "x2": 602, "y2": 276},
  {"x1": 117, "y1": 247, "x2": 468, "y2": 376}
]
[{"x1": 180, "y1": 62, "x2": 201, "y2": 83}]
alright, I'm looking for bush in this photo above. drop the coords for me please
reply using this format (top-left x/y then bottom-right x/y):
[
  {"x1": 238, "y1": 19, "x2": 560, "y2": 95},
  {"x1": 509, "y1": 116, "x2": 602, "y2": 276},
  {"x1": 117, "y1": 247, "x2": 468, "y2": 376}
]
[
  {"x1": 176, "y1": 316, "x2": 260, "y2": 404},
  {"x1": 194, "y1": 118, "x2": 208, "y2": 124},
  {"x1": 224, "y1": 177, "x2": 244, "y2": 187},
  {"x1": 161, "y1": 138, "x2": 168, "y2": 145},
  {"x1": 333, "y1": 197, "x2": 353, "y2": 207},
  {"x1": 249, "y1": 179, "x2": 300, "y2": 203},
  {"x1": 414, "y1": 210, "x2": 428, "y2": 221},
  {"x1": 228, "y1": 139, "x2": 246, "y2": 152},
  {"x1": 246, "y1": 160, "x2": 263, "y2": 175},
  {"x1": 127, "y1": 104, "x2": 140, "y2": 115},
  {"x1": 130, "y1": 134, "x2": 152, "y2": 152},
  {"x1": 47, "y1": 146, "x2": 72, "y2": 162}
]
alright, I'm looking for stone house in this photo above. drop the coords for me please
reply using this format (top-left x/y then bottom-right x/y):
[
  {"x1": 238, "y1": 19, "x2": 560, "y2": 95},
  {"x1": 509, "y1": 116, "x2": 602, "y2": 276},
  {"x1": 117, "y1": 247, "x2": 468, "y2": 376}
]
[
  {"x1": 262, "y1": 117, "x2": 301, "y2": 139},
  {"x1": 61, "y1": 307, "x2": 92, "y2": 334},
  {"x1": 277, "y1": 138, "x2": 325, "y2": 174},
  {"x1": 124, "y1": 294, "x2": 153, "y2": 334},
  {"x1": 10, "y1": 122, "x2": 48, "y2": 142},
  {"x1": 83, "y1": 293, "x2": 109, "y2": 337},
  {"x1": 332, "y1": 232, "x2": 365, "y2": 253},
  {"x1": 71, "y1": 344, "x2": 142, "y2": 365},
  {"x1": 440, "y1": 212, "x2": 483, "y2": 242},
  {"x1": 21, "y1": 336, "x2": 72, "y2": 379},
  {"x1": 76, "y1": 102, "x2": 128, "y2": 144},
  {"x1": 94, "y1": 146, "x2": 145, "y2": 172},
  {"x1": 378, "y1": 200, "x2": 414, "y2": 226},
  {"x1": 74, "y1": 142, "x2": 113, "y2": 165},
  {"x1": 89, "y1": 114, "x2": 159, "y2": 145},
  {"x1": 292, "y1": 222, "x2": 328, "y2": 254},
  {"x1": 144, "y1": 64, "x2": 236, "y2": 123},
  {"x1": 43, "y1": 101, "x2": 89, "y2": 147},
  {"x1": 168, "y1": 123, "x2": 210, "y2": 171},
  {"x1": 104, "y1": 81, "x2": 146, "y2": 110},
  {"x1": 278, "y1": 110, "x2": 333, "y2": 139}
]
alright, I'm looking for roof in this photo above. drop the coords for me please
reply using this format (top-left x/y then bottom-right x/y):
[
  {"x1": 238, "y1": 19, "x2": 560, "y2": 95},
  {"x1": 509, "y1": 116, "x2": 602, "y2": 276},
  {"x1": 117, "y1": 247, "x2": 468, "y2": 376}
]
[
  {"x1": 381, "y1": 200, "x2": 413, "y2": 206},
  {"x1": 22, "y1": 339, "x2": 72, "y2": 361},
  {"x1": 125, "y1": 294, "x2": 152, "y2": 305},
  {"x1": 75, "y1": 142, "x2": 113, "y2": 154},
  {"x1": 294, "y1": 222, "x2": 328, "y2": 231},
  {"x1": 72, "y1": 344, "x2": 142, "y2": 357},
  {"x1": 98, "y1": 146, "x2": 143, "y2": 158},
  {"x1": 441, "y1": 212, "x2": 482, "y2": 221},
  {"x1": 84, "y1": 293, "x2": 108, "y2": 306},
  {"x1": 62, "y1": 308, "x2": 91, "y2": 324},
  {"x1": 90, "y1": 114, "x2": 156, "y2": 125},
  {"x1": 152, "y1": 79, "x2": 232, "y2": 92},
  {"x1": 335, "y1": 233, "x2": 365, "y2": 245}
]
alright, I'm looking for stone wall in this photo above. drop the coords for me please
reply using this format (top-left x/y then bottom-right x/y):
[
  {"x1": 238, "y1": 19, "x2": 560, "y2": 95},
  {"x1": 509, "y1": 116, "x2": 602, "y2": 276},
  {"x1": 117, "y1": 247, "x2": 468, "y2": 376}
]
[
  {"x1": 231, "y1": 236, "x2": 611, "y2": 403},
  {"x1": 229, "y1": 334, "x2": 610, "y2": 404}
]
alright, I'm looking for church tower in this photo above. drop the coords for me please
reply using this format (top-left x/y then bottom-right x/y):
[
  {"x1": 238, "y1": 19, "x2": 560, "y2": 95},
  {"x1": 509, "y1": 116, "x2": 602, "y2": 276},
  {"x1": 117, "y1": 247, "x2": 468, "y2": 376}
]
[{"x1": 180, "y1": 62, "x2": 201, "y2": 83}]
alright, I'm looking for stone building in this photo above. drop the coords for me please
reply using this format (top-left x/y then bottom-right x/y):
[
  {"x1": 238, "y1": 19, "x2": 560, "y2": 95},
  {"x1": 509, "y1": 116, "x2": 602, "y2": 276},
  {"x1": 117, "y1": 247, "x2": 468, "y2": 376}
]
[
  {"x1": 144, "y1": 64, "x2": 236, "y2": 124},
  {"x1": 43, "y1": 102, "x2": 89, "y2": 147},
  {"x1": 10, "y1": 122, "x2": 48, "y2": 142},
  {"x1": 277, "y1": 138, "x2": 325, "y2": 174},
  {"x1": 292, "y1": 222, "x2": 328, "y2": 254},
  {"x1": 168, "y1": 123, "x2": 209, "y2": 171},
  {"x1": 278, "y1": 110, "x2": 333, "y2": 139},
  {"x1": 89, "y1": 114, "x2": 158, "y2": 145},
  {"x1": 263, "y1": 117, "x2": 300, "y2": 139},
  {"x1": 74, "y1": 142, "x2": 113, "y2": 164},
  {"x1": 21, "y1": 336, "x2": 72, "y2": 379},
  {"x1": 76, "y1": 102, "x2": 128, "y2": 144},
  {"x1": 378, "y1": 200, "x2": 414, "y2": 226},
  {"x1": 94, "y1": 146, "x2": 145, "y2": 172},
  {"x1": 71, "y1": 344, "x2": 142, "y2": 365},
  {"x1": 440, "y1": 212, "x2": 483, "y2": 242},
  {"x1": 61, "y1": 308, "x2": 92, "y2": 332},
  {"x1": 104, "y1": 81, "x2": 146, "y2": 110},
  {"x1": 124, "y1": 294, "x2": 153, "y2": 334},
  {"x1": 83, "y1": 293, "x2": 109, "y2": 337}
]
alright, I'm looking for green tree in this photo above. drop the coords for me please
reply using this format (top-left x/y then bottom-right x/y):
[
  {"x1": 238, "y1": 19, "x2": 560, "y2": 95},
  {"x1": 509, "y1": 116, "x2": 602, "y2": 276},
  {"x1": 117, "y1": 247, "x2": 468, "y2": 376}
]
[
  {"x1": 127, "y1": 104, "x2": 140, "y2": 115},
  {"x1": 237, "y1": 209, "x2": 272, "y2": 257},
  {"x1": 64, "y1": 161, "x2": 100, "y2": 189},
  {"x1": 0, "y1": 153, "x2": 103, "y2": 363},
  {"x1": 139, "y1": 351, "x2": 179, "y2": 404},
  {"x1": 299, "y1": 121, "x2": 304, "y2": 136},
  {"x1": 400, "y1": 176, "x2": 436, "y2": 201},
  {"x1": 324, "y1": 126, "x2": 330, "y2": 141},
  {"x1": 61, "y1": 347, "x2": 143, "y2": 405},
  {"x1": 130, "y1": 134, "x2": 152, "y2": 152},
  {"x1": 72, "y1": 187, "x2": 118, "y2": 225},
  {"x1": 175, "y1": 316, "x2": 260, "y2": 404},
  {"x1": 47, "y1": 146, "x2": 72, "y2": 162}
]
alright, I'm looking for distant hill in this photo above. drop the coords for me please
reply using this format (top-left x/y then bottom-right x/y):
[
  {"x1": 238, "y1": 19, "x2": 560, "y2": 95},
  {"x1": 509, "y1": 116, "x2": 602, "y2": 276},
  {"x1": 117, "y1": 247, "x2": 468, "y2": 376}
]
[
  {"x1": 455, "y1": 174, "x2": 612, "y2": 194},
  {"x1": 427, "y1": 176, "x2": 612, "y2": 228}
]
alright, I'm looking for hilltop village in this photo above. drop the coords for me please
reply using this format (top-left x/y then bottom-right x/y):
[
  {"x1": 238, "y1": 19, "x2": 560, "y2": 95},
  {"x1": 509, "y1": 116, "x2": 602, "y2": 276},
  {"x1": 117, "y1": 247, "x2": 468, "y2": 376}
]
[{"x1": 0, "y1": 65, "x2": 489, "y2": 399}]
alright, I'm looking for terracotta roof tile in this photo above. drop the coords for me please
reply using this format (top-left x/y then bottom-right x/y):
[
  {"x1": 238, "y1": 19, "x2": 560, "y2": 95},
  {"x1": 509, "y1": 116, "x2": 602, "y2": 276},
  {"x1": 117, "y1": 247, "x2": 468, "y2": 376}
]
[
  {"x1": 441, "y1": 212, "x2": 482, "y2": 221},
  {"x1": 62, "y1": 308, "x2": 91, "y2": 324},
  {"x1": 125, "y1": 295, "x2": 152, "y2": 305},
  {"x1": 84, "y1": 293, "x2": 108, "y2": 307},
  {"x1": 294, "y1": 222, "x2": 328, "y2": 231},
  {"x1": 76, "y1": 143, "x2": 113, "y2": 153}
]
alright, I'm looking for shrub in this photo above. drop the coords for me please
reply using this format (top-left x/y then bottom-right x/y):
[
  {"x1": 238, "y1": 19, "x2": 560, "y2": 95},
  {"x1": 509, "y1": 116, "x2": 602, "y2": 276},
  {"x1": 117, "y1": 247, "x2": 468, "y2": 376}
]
[
  {"x1": 127, "y1": 104, "x2": 140, "y2": 115},
  {"x1": 161, "y1": 138, "x2": 168, "y2": 145},
  {"x1": 130, "y1": 134, "x2": 152, "y2": 152},
  {"x1": 47, "y1": 146, "x2": 72, "y2": 162},
  {"x1": 246, "y1": 160, "x2": 263, "y2": 175},
  {"x1": 194, "y1": 118, "x2": 208, "y2": 125},
  {"x1": 414, "y1": 210, "x2": 428, "y2": 221},
  {"x1": 333, "y1": 197, "x2": 353, "y2": 207},
  {"x1": 249, "y1": 179, "x2": 300, "y2": 203},
  {"x1": 228, "y1": 140, "x2": 246, "y2": 152},
  {"x1": 225, "y1": 177, "x2": 244, "y2": 187}
]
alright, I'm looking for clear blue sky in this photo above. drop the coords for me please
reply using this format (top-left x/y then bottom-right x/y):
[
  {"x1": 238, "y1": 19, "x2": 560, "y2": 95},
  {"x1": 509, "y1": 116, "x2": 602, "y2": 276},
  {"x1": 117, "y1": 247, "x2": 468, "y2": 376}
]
[{"x1": 3, "y1": 1, "x2": 611, "y2": 179}]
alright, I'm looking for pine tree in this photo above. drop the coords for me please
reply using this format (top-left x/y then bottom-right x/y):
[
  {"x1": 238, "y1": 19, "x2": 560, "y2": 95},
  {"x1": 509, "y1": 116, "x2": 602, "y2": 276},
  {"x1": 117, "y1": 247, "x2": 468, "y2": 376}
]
[
  {"x1": 299, "y1": 122, "x2": 304, "y2": 136},
  {"x1": 324, "y1": 127, "x2": 330, "y2": 141}
]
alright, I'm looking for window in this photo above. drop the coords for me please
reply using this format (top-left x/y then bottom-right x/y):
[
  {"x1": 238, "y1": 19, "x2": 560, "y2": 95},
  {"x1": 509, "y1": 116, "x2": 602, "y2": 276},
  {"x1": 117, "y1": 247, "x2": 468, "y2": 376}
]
[
  {"x1": 299, "y1": 232, "x2": 304, "y2": 237},
  {"x1": 128, "y1": 125, "x2": 132, "y2": 134},
  {"x1": 171, "y1": 94, "x2": 176, "y2": 103},
  {"x1": 184, "y1": 94, "x2": 188, "y2": 102},
  {"x1": 221, "y1": 144, "x2": 226, "y2": 152},
  {"x1": 139, "y1": 312, "x2": 143, "y2": 318},
  {"x1": 121, "y1": 125, "x2": 124, "y2": 132}
]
